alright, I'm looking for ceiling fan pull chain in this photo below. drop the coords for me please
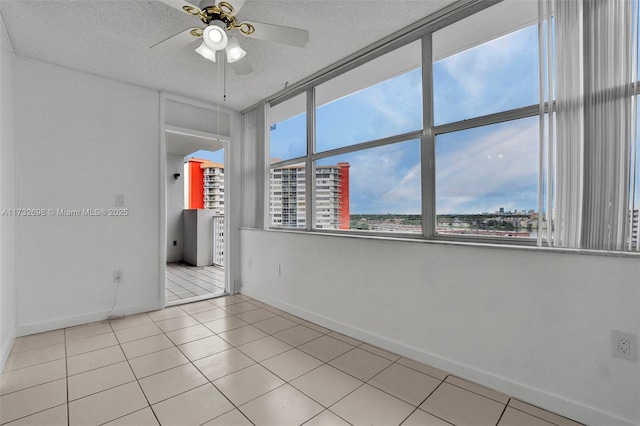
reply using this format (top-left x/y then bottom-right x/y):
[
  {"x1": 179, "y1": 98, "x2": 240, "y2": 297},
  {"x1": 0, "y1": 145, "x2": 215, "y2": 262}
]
[{"x1": 217, "y1": 54, "x2": 221, "y2": 130}]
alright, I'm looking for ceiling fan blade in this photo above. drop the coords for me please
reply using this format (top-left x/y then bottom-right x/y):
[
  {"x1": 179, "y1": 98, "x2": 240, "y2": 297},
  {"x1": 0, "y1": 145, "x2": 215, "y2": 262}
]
[
  {"x1": 241, "y1": 21, "x2": 309, "y2": 47},
  {"x1": 151, "y1": 28, "x2": 202, "y2": 53},
  {"x1": 230, "y1": 60, "x2": 253, "y2": 75},
  {"x1": 156, "y1": 0, "x2": 202, "y2": 15}
]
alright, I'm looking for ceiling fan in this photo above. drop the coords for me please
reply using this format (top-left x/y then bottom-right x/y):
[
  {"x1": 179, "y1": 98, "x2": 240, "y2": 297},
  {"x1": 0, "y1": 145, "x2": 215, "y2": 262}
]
[{"x1": 151, "y1": 0, "x2": 309, "y2": 75}]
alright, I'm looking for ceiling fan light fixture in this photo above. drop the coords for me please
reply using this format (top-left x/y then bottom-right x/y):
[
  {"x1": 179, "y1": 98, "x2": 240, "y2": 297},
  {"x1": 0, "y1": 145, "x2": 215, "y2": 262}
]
[
  {"x1": 203, "y1": 21, "x2": 228, "y2": 51},
  {"x1": 195, "y1": 42, "x2": 217, "y2": 62},
  {"x1": 226, "y1": 37, "x2": 246, "y2": 63}
]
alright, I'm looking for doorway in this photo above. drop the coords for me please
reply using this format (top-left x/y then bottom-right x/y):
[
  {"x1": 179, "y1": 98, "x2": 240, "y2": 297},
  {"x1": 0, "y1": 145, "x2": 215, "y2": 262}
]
[{"x1": 165, "y1": 131, "x2": 229, "y2": 306}]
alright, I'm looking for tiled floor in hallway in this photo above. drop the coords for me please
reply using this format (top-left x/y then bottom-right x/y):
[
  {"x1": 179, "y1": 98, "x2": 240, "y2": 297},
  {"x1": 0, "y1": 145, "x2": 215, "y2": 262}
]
[
  {"x1": 0, "y1": 294, "x2": 584, "y2": 426},
  {"x1": 165, "y1": 263, "x2": 226, "y2": 304}
]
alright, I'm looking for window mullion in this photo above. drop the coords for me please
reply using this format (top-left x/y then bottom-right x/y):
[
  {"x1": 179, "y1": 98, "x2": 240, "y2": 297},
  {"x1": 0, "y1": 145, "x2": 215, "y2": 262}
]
[
  {"x1": 306, "y1": 88, "x2": 316, "y2": 231},
  {"x1": 433, "y1": 104, "x2": 542, "y2": 136},
  {"x1": 422, "y1": 33, "x2": 436, "y2": 239},
  {"x1": 311, "y1": 130, "x2": 423, "y2": 162}
]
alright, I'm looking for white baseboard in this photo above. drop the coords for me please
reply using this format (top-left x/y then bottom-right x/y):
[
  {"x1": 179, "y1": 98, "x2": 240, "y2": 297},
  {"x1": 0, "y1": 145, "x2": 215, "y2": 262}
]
[
  {"x1": 15, "y1": 301, "x2": 162, "y2": 337},
  {"x1": 0, "y1": 327, "x2": 16, "y2": 372},
  {"x1": 242, "y1": 288, "x2": 636, "y2": 426}
]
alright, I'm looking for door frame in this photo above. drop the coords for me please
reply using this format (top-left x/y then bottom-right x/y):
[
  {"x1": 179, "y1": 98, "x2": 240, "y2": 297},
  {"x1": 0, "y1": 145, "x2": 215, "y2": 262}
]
[{"x1": 159, "y1": 92, "x2": 240, "y2": 308}]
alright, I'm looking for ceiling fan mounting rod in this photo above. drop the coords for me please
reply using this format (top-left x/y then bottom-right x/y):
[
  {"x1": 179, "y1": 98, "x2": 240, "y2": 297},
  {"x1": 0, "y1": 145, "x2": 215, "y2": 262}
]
[{"x1": 183, "y1": 3, "x2": 255, "y2": 35}]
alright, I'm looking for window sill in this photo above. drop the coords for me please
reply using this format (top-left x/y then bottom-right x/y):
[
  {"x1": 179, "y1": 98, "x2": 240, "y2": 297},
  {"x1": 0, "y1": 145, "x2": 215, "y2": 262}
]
[{"x1": 239, "y1": 227, "x2": 640, "y2": 259}]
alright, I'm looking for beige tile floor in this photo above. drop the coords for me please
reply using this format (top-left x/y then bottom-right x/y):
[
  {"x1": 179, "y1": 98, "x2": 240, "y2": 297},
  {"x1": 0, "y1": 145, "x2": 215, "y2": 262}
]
[
  {"x1": 165, "y1": 263, "x2": 226, "y2": 304},
  {"x1": 0, "y1": 295, "x2": 584, "y2": 426}
]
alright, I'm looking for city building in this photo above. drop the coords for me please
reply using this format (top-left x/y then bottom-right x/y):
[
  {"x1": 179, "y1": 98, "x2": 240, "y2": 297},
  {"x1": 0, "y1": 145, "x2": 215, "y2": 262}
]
[
  {"x1": 269, "y1": 162, "x2": 350, "y2": 229},
  {"x1": 185, "y1": 158, "x2": 225, "y2": 214},
  {"x1": 183, "y1": 158, "x2": 225, "y2": 265}
]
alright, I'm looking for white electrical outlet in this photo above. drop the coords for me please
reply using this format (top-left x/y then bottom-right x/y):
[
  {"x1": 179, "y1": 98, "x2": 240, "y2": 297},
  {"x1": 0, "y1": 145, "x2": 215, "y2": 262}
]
[
  {"x1": 275, "y1": 264, "x2": 281, "y2": 277},
  {"x1": 612, "y1": 331, "x2": 637, "y2": 361},
  {"x1": 618, "y1": 337, "x2": 630, "y2": 355}
]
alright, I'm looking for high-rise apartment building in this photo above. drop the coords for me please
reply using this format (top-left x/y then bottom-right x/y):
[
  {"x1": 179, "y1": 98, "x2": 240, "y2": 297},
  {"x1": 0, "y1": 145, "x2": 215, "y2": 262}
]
[
  {"x1": 185, "y1": 158, "x2": 225, "y2": 266},
  {"x1": 269, "y1": 162, "x2": 350, "y2": 229},
  {"x1": 202, "y1": 162, "x2": 224, "y2": 214},
  {"x1": 185, "y1": 158, "x2": 224, "y2": 214}
]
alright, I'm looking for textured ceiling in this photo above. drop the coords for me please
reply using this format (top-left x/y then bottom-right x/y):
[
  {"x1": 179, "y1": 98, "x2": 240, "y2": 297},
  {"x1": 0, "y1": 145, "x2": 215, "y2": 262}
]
[{"x1": 0, "y1": 0, "x2": 453, "y2": 112}]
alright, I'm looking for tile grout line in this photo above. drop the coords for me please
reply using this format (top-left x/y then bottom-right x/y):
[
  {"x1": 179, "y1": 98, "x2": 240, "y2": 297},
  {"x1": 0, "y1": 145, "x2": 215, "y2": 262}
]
[
  {"x1": 505, "y1": 400, "x2": 569, "y2": 426},
  {"x1": 168, "y1": 300, "x2": 355, "y2": 424},
  {"x1": 0, "y1": 338, "x2": 70, "y2": 424},
  {"x1": 158, "y1": 300, "x2": 259, "y2": 425},
  {"x1": 495, "y1": 398, "x2": 510, "y2": 426},
  {"x1": 65, "y1": 328, "x2": 70, "y2": 426},
  {"x1": 165, "y1": 264, "x2": 226, "y2": 304},
  {"x1": 114, "y1": 300, "x2": 243, "y2": 425},
  {"x1": 413, "y1": 376, "x2": 451, "y2": 423},
  {"x1": 107, "y1": 318, "x2": 161, "y2": 426}
]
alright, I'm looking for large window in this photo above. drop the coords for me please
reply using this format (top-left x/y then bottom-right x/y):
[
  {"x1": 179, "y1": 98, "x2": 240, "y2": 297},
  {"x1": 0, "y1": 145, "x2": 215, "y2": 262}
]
[
  {"x1": 270, "y1": 93, "x2": 306, "y2": 164},
  {"x1": 268, "y1": 40, "x2": 423, "y2": 234},
  {"x1": 269, "y1": 94, "x2": 307, "y2": 229},
  {"x1": 264, "y1": 0, "x2": 639, "y2": 251},
  {"x1": 432, "y1": 0, "x2": 541, "y2": 240},
  {"x1": 436, "y1": 117, "x2": 539, "y2": 237},
  {"x1": 316, "y1": 68, "x2": 422, "y2": 151},
  {"x1": 315, "y1": 140, "x2": 422, "y2": 232},
  {"x1": 433, "y1": 25, "x2": 539, "y2": 126}
]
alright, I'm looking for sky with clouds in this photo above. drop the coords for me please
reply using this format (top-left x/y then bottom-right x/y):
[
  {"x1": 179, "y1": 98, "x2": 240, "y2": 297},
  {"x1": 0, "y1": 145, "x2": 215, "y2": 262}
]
[
  {"x1": 269, "y1": 24, "x2": 541, "y2": 215},
  {"x1": 198, "y1": 21, "x2": 640, "y2": 216}
]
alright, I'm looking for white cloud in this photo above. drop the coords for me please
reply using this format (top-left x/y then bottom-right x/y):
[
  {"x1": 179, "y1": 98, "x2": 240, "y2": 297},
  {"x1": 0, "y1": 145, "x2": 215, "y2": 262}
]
[
  {"x1": 436, "y1": 118, "x2": 539, "y2": 213},
  {"x1": 339, "y1": 141, "x2": 421, "y2": 213},
  {"x1": 434, "y1": 26, "x2": 537, "y2": 123},
  {"x1": 363, "y1": 69, "x2": 422, "y2": 134},
  {"x1": 378, "y1": 163, "x2": 422, "y2": 213}
]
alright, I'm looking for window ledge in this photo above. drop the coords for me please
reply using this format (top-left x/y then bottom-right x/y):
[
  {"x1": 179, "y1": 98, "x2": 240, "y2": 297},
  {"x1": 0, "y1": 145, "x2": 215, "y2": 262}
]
[{"x1": 239, "y1": 227, "x2": 640, "y2": 259}]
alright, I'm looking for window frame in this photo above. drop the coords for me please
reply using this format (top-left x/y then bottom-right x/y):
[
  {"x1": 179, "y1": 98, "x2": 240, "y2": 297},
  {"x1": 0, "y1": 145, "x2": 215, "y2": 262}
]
[
  {"x1": 266, "y1": 0, "x2": 546, "y2": 244},
  {"x1": 263, "y1": 0, "x2": 638, "y2": 250}
]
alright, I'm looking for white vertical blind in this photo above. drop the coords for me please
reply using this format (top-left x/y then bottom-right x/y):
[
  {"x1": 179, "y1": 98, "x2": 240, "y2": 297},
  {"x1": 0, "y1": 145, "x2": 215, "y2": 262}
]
[
  {"x1": 553, "y1": 0, "x2": 584, "y2": 248},
  {"x1": 240, "y1": 103, "x2": 267, "y2": 229},
  {"x1": 543, "y1": 0, "x2": 637, "y2": 251},
  {"x1": 630, "y1": 1, "x2": 639, "y2": 252},
  {"x1": 581, "y1": 0, "x2": 635, "y2": 251}
]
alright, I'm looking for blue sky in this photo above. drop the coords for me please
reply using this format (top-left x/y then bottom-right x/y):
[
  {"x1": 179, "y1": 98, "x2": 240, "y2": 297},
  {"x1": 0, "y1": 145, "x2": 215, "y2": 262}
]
[
  {"x1": 190, "y1": 16, "x2": 639, "y2": 217},
  {"x1": 187, "y1": 149, "x2": 224, "y2": 163},
  {"x1": 270, "y1": 20, "x2": 640, "y2": 216}
]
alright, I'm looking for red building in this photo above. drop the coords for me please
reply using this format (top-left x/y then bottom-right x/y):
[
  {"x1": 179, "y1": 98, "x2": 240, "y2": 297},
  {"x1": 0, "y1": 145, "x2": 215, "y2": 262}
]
[
  {"x1": 337, "y1": 162, "x2": 350, "y2": 229},
  {"x1": 186, "y1": 158, "x2": 206, "y2": 209},
  {"x1": 186, "y1": 158, "x2": 225, "y2": 212}
]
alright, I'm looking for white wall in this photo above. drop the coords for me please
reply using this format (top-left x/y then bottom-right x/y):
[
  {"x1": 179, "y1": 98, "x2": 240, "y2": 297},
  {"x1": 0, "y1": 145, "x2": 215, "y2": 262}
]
[
  {"x1": 0, "y1": 14, "x2": 17, "y2": 369},
  {"x1": 183, "y1": 209, "x2": 216, "y2": 267},
  {"x1": 240, "y1": 229, "x2": 640, "y2": 425},
  {"x1": 14, "y1": 57, "x2": 162, "y2": 334},
  {"x1": 166, "y1": 153, "x2": 184, "y2": 263}
]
